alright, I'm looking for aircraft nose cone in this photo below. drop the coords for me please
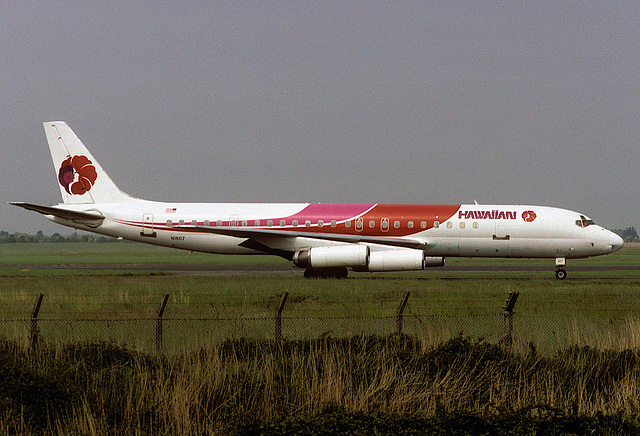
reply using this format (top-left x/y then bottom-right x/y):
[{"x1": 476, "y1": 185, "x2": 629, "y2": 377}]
[{"x1": 609, "y1": 232, "x2": 624, "y2": 252}]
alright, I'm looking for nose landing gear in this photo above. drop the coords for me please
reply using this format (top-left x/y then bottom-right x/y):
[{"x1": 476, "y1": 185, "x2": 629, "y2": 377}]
[
  {"x1": 555, "y1": 257, "x2": 567, "y2": 280},
  {"x1": 555, "y1": 269, "x2": 567, "y2": 280}
]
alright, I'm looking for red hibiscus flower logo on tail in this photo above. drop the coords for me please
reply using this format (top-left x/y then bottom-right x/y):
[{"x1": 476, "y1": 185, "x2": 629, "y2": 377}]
[
  {"x1": 58, "y1": 155, "x2": 97, "y2": 195},
  {"x1": 522, "y1": 210, "x2": 537, "y2": 223}
]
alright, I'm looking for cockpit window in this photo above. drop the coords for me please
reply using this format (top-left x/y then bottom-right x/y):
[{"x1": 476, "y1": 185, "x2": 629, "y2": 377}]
[{"x1": 575, "y1": 215, "x2": 595, "y2": 228}]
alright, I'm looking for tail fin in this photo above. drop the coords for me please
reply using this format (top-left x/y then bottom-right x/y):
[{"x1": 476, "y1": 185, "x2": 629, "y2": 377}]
[{"x1": 44, "y1": 121, "x2": 134, "y2": 204}]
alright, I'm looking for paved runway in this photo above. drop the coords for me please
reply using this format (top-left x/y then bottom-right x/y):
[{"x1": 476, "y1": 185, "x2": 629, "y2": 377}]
[{"x1": 6, "y1": 262, "x2": 638, "y2": 276}]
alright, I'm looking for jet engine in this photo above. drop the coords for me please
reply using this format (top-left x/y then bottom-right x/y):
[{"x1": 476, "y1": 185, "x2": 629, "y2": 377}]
[
  {"x1": 293, "y1": 245, "x2": 370, "y2": 269},
  {"x1": 293, "y1": 245, "x2": 445, "y2": 273},
  {"x1": 355, "y1": 250, "x2": 445, "y2": 272}
]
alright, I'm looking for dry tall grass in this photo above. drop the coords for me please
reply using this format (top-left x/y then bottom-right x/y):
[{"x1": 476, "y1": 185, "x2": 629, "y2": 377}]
[{"x1": 1, "y1": 335, "x2": 639, "y2": 435}]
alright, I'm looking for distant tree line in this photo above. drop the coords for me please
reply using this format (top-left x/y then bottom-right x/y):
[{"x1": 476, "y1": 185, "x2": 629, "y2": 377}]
[
  {"x1": 612, "y1": 227, "x2": 639, "y2": 243},
  {"x1": 0, "y1": 230, "x2": 126, "y2": 244}
]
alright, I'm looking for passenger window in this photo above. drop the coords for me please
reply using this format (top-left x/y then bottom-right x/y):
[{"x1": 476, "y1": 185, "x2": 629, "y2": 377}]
[
  {"x1": 433, "y1": 221, "x2": 439, "y2": 228},
  {"x1": 473, "y1": 222, "x2": 479, "y2": 229},
  {"x1": 446, "y1": 222, "x2": 453, "y2": 229},
  {"x1": 331, "y1": 220, "x2": 337, "y2": 227},
  {"x1": 305, "y1": 220, "x2": 311, "y2": 227},
  {"x1": 421, "y1": 221, "x2": 427, "y2": 229},
  {"x1": 460, "y1": 222, "x2": 465, "y2": 229},
  {"x1": 318, "y1": 220, "x2": 324, "y2": 227},
  {"x1": 254, "y1": 220, "x2": 261, "y2": 227},
  {"x1": 230, "y1": 220, "x2": 236, "y2": 226},
  {"x1": 408, "y1": 221, "x2": 414, "y2": 229},
  {"x1": 216, "y1": 220, "x2": 222, "y2": 227},
  {"x1": 345, "y1": 220, "x2": 351, "y2": 228},
  {"x1": 292, "y1": 220, "x2": 298, "y2": 227},
  {"x1": 204, "y1": 220, "x2": 209, "y2": 227},
  {"x1": 381, "y1": 220, "x2": 389, "y2": 230},
  {"x1": 166, "y1": 220, "x2": 172, "y2": 227},
  {"x1": 369, "y1": 220, "x2": 375, "y2": 228},
  {"x1": 394, "y1": 221, "x2": 400, "y2": 229},
  {"x1": 179, "y1": 220, "x2": 185, "y2": 226},
  {"x1": 267, "y1": 220, "x2": 273, "y2": 227},
  {"x1": 280, "y1": 220, "x2": 286, "y2": 227}
]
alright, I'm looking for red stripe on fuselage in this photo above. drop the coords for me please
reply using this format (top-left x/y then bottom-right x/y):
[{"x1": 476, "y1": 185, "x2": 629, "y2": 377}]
[
  {"x1": 284, "y1": 204, "x2": 460, "y2": 237},
  {"x1": 114, "y1": 204, "x2": 462, "y2": 237}
]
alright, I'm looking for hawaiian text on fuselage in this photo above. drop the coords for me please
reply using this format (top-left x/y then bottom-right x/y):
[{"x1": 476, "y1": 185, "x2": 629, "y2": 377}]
[{"x1": 458, "y1": 210, "x2": 517, "y2": 220}]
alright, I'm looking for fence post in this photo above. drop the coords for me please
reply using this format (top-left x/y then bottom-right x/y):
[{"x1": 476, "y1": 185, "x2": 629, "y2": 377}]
[
  {"x1": 156, "y1": 294, "x2": 169, "y2": 353},
  {"x1": 499, "y1": 291, "x2": 519, "y2": 347},
  {"x1": 396, "y1": 292, "x2": 411, "y2": 334},
  {"x1": 30, "y1": 293, "x2": 44, "y2": 351},
  {"x1": 275, "y1": 291, "x2": 289, "y2": 344}
]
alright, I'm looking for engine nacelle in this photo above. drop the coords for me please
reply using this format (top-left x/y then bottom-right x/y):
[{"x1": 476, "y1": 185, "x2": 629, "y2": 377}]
[
  {"x1": 354, "y1": 250, "x2": 445, "y2": 272},
  {"x1": 423, "y1": 256, "x2": 446, "y2": 267},
  {"x1": 293, "y1": 245, "x2": 370, "y2": 269}
]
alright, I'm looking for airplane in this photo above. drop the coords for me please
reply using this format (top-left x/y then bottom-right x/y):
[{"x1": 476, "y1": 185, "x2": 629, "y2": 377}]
[{"x1": 10, "y1": 121, "x2": 624, "y2": 279}]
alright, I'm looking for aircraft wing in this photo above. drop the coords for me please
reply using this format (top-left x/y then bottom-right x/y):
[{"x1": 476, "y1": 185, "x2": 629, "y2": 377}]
[
  {"x1": 178, "y1": 225, "x2": 431, "y2": 250},
  {"x1": 8, "y1": 202, "x2": 105, "y2": 227}
]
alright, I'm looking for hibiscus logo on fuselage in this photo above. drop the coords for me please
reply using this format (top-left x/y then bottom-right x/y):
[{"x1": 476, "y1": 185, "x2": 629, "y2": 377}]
[
  {"x1": 58, "y1": 155, "x2": 97, "y2": 195},
  {"x1": 522, "y1": 210, "x2": 537, "y2": 223}
]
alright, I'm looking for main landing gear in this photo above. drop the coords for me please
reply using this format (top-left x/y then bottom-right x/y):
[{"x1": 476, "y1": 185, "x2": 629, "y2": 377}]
[
  {"x1": 555, "y1": 257, "x2": 567, "y2": 280},
  {"x1": 303, "y1": 267, "x2": 349, "y2": 279}
]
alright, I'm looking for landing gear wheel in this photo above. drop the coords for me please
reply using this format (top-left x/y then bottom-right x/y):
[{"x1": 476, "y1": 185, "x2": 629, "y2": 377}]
[
  {"x1": 304, "y1": 267, "x2": 348, "y2": 279},
  {"x1": 555, "y1": 269, "x2": 567, "y2": 280}
]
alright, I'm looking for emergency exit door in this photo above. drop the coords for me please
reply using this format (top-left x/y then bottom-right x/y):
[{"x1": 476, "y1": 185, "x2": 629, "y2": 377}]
[{"x1": 141, "y1": 213, "x2": 156, "y2": 237}]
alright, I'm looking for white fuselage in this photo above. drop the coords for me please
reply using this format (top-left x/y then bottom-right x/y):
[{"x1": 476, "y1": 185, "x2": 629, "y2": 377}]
[{"x1": 47, "y1": 201, "x2": 623, "y2": 260}]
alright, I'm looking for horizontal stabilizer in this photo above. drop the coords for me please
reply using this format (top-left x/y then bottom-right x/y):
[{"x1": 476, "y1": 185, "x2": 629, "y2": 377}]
[{"x1": 9, "y1": 202, "x2": 105, "y2": 226}]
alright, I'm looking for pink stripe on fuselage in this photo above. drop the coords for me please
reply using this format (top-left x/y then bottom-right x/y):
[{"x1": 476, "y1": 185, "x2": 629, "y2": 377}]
[{"x1": 283, "y1": 204, "x2": 375, "y2": 222}]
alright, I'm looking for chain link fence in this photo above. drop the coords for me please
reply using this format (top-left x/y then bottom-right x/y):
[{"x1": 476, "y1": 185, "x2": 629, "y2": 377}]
[
  {"x1": 2, "y1": 312, "x2": 639, "y2": 355},
  {"x1": 2, "y1": 291, "x2": 639, "y2": 354}
]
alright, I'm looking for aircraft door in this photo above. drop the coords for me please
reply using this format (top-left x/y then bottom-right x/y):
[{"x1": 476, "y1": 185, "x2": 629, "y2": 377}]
[
  {"x1": 494, "y1": 220, "x2": 510, "y2": 240},
  {"x1": 229, "y1": 214, "x2": 239, "y2": 227},
  {"x1": 381, "y1": 218, "x2": 389, "y2": 232},
  {"x1": 141, "y1": 213, "x2": 156, "y2": 237}
]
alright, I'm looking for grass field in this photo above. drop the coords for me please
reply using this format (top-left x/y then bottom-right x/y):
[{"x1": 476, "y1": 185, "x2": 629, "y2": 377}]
[
  {"x1": 1, "y1": 242, "x2": 639, "y2": 320},
  {"x1": 2, "y1": 243, "x2": 640, "y2": 434},
  {"x1": 1, "y1": 242, "x2": 639, "y2": 353}
]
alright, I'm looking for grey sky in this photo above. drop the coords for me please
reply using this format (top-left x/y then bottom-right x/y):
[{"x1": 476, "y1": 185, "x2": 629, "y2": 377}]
[{"x1": 2, "y1": 1, "x2": 639, "y2": 234}]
